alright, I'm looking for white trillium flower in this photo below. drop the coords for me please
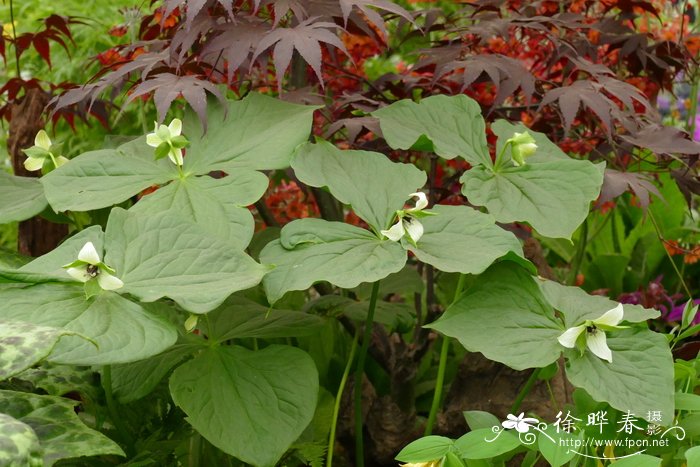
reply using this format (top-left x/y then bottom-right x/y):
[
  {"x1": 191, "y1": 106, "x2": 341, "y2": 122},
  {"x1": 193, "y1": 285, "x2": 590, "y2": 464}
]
[
  {"x1": 22, "y1": 130, "x2": 69, "y2": 171},
  {"x1": 146, "y1": 118, "x2": 187, "y2": 166},
  {"x1": 557, "y1": 303, "x2": 626, "y2": 363},
  {"x1": 502, "y1": 412, "x2": 539, "y2": 433},
  {"x1": 381, "y1": 192, "x2": 430, "y2": 244},
  {"x1": 63, "y1": 242, "x2": 124, "y2": 291}
]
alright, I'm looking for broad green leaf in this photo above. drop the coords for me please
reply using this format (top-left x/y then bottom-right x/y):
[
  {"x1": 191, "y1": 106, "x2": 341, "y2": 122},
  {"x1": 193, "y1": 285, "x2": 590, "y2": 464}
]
[
  {"x1": 0, "y1": 413, "x2": 43, "y2": 467},
  {"x1": 291, "y1": 140, "x2": 427, "y2": 231},
  {"x1": 169, "y1": 345, "x2": 318, "y2": 467},
  {"x1": 565, "y1": 328, "x2": 674, "y2": 426},
  {"x1": 537, "y1": 426, "x2": 576, "y2": 467},
  {"x1": 463, "y1": 411, "x2": 500, "y2": 431},
  {"x1": 13, "y1": 364, "x2": 99, "y2": 401},
  {"x1": 111, "y1": 344, "x2": 197, "y2": 403},
  {"x1": 130, "y1": 171, "x2": 267, "y2": 248},
  {"x1": 0, "y1": 390, "x2": 124, "y2": 465},
  {"x1": 260, "y1": 219, "x2": 407, "y2": 304},
  {"x1": 455, "y1": 428, "x2": 520, "y2": 460},
  {"x1": 427, "y1": 263, "x2": 562, "y2": 370},
  {"x1": 395, "y1": 436, "x2": 455, "y2": 463},
  {"x1": 686, "y1": 446, "x2": 700, "y2": 466},
  {"x1": 0, "y1": 321, "x2": 90, "y2": 381},
  {"x1": 538, "y1": 279, "x2": 659, "y2": 326},
  {"x1": 675, "y1": 392, "x2": 700, "y2": 411},
  {"x1": 205, "y1": 295, "x2": 326, "y2": 342},
  {"x1": 352, "y1": 266, "x2": 423, "y2": 300},
  {"x1": 0, "y1": 172, "x2": 48, "y2": 223},
  {"x1": 610, "y1": 454, "x2": 661, "y2": 466},
  {"x1": 104, "y1": 208, "x2": 266, "y2": 313},
  {"x1": 0, "y1": 284, "x2": 177, "y2": 365},
  {"x1": 409, "y1": 205, "x2": 524, "y2": 274},
  {"x1": 41, "y1": 143, "x2": 177, "y2": 212},
  {"x1": 461, "y1": 159, "x2": 604, "y2": 239},
  {"x1": 344, "y1": 300, "x2": 414, "y2": 331},
  {"x1": 372, "y1": 95, "x2": 491, "y2": 166},
  {"x1": 184, "y1": 92, "x2": 320, "y2": 173}
]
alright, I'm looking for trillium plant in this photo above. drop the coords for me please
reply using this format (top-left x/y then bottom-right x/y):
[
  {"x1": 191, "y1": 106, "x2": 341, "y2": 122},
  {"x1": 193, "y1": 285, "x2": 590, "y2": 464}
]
[
  {"x1": 0, "y1": 92, "x2": 687, "y2": 467},
  {"x1": 22, "y1": 130, "x2": 69, "y2": 172}
]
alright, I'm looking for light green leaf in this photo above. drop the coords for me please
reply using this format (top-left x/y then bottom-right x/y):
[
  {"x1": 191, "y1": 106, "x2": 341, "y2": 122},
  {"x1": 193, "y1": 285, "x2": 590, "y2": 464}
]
[
  {"x1": 685, "y1": 446, "x2": 700, "y2": 466},
  {"x1": 372, "y1": 95, "x2": 491, "y2": 166},
  {"x1": 111, "y1": 344, "x2": 197, "y2": 403},
  {"x1": 352, "y1": 266, "x2": 423, "y2": 300},
  {"x1": 0, "y1": 413, "x2": 43, "y2": 467},
  {"x1": 260, "y1": 219, "x2": 407, "y2": 304},
  {"x1": 0, "y1": 172, "x2": 48, "y2": 223},
  {"x1": 463, "y1": 411, "x2": 500, "y2": 431},
  {"x1": 538, "y1": 279, "x2": 659, "y2": 327},
  {"x1": 537, "y1": 425, "x2": 576, "y2": 467},
  {"x1": 610, "y1": 454, "x2": 661, "y2": 466},
  {"x1": 291, "y1": 140, "x2": 427, "y2": 231},
  {"x1": 169, "y1": 345, "x2": 318, "y2": 467},
  {"x1": 427, "y1": 263, "x2": 562, "y2": 370},
  {"x1": 184, "y1": 92, "x2": 320, "y2": 173},
  {"x1": 0, "y1": 284, "x2": 177, "y2": 365},
  {"x1": 395, "y1": 436, "x2": 455, "y2": 463},
  {"x1": 565, "y1": 328, "x2": 674, "y2": 425},
  {"x1": 205, "y1": 295, "x2": 326, "y2": 342},
  {"x1": 0, "y1": 321, "x2": 90, "y2": 381},
  {"x1": 104, "y1": 208, "x2": 266, "y2": 313},
  {"x1": 130, "y1": 171, "x2": 267, "y2": 248},
  {"x1": 461, "y1": 158, "x2": 604, "y2": 239},
  {"x1": 455, "y1": 428, "x2": 520, "y2": 460},
  {"x1": 675, "y1": 392, "x2": 700, "y2": 411},
  {"x1": 409, "y1": 205, "x2": 524, "y2": 274},
  {"x1": 41, "y1": 142, "x2": 177, "y2": 212},
  {"x1": 0, "y1": 390, "x2": 124, "y2": 465}
]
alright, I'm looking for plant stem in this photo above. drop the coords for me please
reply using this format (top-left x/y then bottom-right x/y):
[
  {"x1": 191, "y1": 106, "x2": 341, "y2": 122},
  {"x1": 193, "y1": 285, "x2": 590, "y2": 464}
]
[
  {"x1": 424, "y1": 274, "x2": 466, "y2": 435},
  {"x1": 103, "y1": 365, "x2": 135, "y2": 455},
  {"x1": 327, "y1": 331, "x2": 359, "y2": 467},
  {"x1": 9, "y1": 0, "x2": 21, "y2": 77},
  {"x1": 510, "y1": 368, "x2": 541, "y2": 414},
  {"x1": 354, "y1": 280, "x2": 380, "y2": 467},
  {"x1": 648, "y1": 210, "x2": 693, "y2": 298}
]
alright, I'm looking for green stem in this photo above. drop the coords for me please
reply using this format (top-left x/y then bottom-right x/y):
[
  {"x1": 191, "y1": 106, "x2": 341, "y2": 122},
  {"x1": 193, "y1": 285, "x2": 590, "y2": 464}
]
[
  {"x1": 9, "y1": 0, "x2": 21, "y2": 77},
  {"x1": 424, "y1": 274, "x2": 466, "y2": 435},
  {"x1": 354, "y1": 281, "x2": 380, "y2": 467},
  {"x1": 568, "y1": 218, "x2": 588, "y2": 285},
  {"x1": 510, "y1": 368, "x2": 541, "y2": 414},
  {"x1": 649, "y1": 211, "x2": 693, "y2": 298},
  {"x1": 103, "y1": 365, "x2": 135, "y2": 455},
  {"x1": 493, "y1": 141, "x2": 512, "y2": 172},
  {"x1": 327, "y1": 331, "x2": 359, "y2": 467}
]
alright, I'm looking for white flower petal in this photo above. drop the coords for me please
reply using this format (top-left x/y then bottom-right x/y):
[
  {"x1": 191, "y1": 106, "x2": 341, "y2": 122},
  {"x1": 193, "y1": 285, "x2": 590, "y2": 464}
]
[
  {"x1": 23, "y1": 156, "x2": 45, "y2": 172},
  {"x1": 54, "y1": 156, "x2": 70, "y2": 167},
  {"x1": 586, "y1": 330, "x2": 612, "y2": 363},
  {"x1": 557, "y1": 325, "x2": 586, "y2": 348},
  {"x1": 97, "y1": 271, "x2": 124, "y2": 290},
  {"x1": 168, "y1": 118, "x2": 182, "y2": 136},
  {"x1": 595, "y1": 303, "x2": 624, "y2": 327},
  {"x1": 404, "y1": 218, "x2": 424, "y2": 243},
  {"x1": 77, "y1": 242, "x2": 101, "y2": 265},
  {"x1": 407, "y1": 192, "x2": 428, "y2": 211},
  {"x1": 146, "y1": 133, "x2": 161, "y2": 147},
  {"x1": 66, "y1": 266, "x2": 90, "y2": 283},
  {"x1": 502, "y1": 420, "x2": 518, "y2": 430},
  {"x1": 381, "y1": 219, "x2": 405, "y2": 241},
  {"x1": 168, "y1": 147, "x2": 183, "y2": 166},
  {"x1": 34, "y1": 130, "x2": 51, "y2": 150}
]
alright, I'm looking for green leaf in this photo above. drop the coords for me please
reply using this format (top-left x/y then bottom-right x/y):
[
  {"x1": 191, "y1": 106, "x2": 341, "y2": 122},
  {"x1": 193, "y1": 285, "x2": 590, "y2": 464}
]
[
  {"x1": 205, "y1": 295, "x2": 326, "y2": 342},
  {"x1": 491, "y1": 120, "x2": 570, "y2": 165},
  {"x1": 0, "y1": 390, "x2": 124, "y2": 465},
  {"x1": 13, "y1": 364, "x2": 99, "y2": 400},
  {"x1": 610, "y1": 454, "x2": 662, "y2": 466},
  {"x1": 565, "y1": 328, "x2": 674, "y2": 425},
  {"x1": 184, "y1": 92, "x2": 320, "y2": 173},
  {"x1": 352, "y1": 266, "x2": 423, "y2": 300},
  {"x1": 461, "y1": 158, "x2": 604, "y2": 239},
  {"x1": 291, "y1": 140, "x2": 427, "y2": 231},
  {"x1": 427, "y1": 263, "x2": 562, "y2": 370},
  {"x1": 395, "y1": 436, "x2": 455, "y2": 463},
  {"x1": 130, "y1": 171, "x2": 268, "y2": 248},
  {"x1": 537, "y1": 425, "x2": 576, "y2": 467},
  {"x1": 686, "y1": 446, "x2": 700, "y2": 466},
  {"x1": 41, "y1": 142, "x2": 178, "y2": 212},
  {"x1": 675, "y1": 392, "x2": 700, "y2": 411},
  {"x1": 409, "y1": 205, "x2": 524, "y2": 274},
  {"x1": 0, "y1": 321, "x2": 90, "y2": 381},
  {"x1": 463, "y1": 411, "x2": 500, "y2": 431},
  {"x1": 0, "y1": 413, "x2": 43, "y2": 467},
  {"x1": 111, "y1": 344, "x2": 197, "y2": 403},
  {"x1": 169, "y1": 345, "x2": 318, "y2": 467},
  {"x1": 0, "y1": 172, "x2": 48, "y2": 224},
  {"x1": 372, "y1": 95, "x2": 491, "y2": 166},
  {"x1": 0, "y1": 284, "x2": 177, "y2": 365},
  {"x1": 260, "y1": 219, "x2": 406, "y2": 304},
  {"x1": 538, "y1": 279, "x2": 659, "y2": 327},
  {"x1": 104, "y1": 208, "x2": 266, "y2": 313},
  {"x1": 455, "y1": 428, "x2": 520, "y2": 460}
]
